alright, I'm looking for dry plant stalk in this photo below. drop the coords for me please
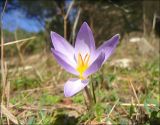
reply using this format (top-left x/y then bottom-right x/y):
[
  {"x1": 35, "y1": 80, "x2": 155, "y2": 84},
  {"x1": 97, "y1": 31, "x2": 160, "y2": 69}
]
[
  {"x1": 63, "y1": 1, "x2": 74, "y2": 39},
  {"x1": 1, "y1": 105, "x2": 20, "y2": 125},
  {"x1": 0, "y1": 36, "x2": 36, "y2": 46},
  {"x1": 1, "y1": 26, "x2": 5, "y2": 108},
  {"x1": 107, "y1": 99, "x2": 119, "y2": 118},
  {"x1": 1, "y1": 1, "x2": 11, "y2": 124},
  {"x1": 121, "y1": 103, "x2": 156, "y2": 107},
  {"x1": 71, "y1": 8, "x2": 81, "y2": 44},
  {"x1": 14, "y1": 31, "x2": 25, "y2": 66},
  {"x1": 129, "y1": 80, "x2": 140, "y2": 104},
  {"x1": 4, "y1": 62, "x2": 9, "y2": 108},
  {"x1": 129, "y1": 79, "x2": 141, "y2": 121},
  {"x1": 1, "y1": 0, "x2": 7, "y2": 119}
]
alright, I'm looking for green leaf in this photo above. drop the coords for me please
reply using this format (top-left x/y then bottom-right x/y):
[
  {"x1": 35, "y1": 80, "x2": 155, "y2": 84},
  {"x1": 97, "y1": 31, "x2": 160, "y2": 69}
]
[{"x1": 27, "y1": 116, "x2": 35, "y2": 125}]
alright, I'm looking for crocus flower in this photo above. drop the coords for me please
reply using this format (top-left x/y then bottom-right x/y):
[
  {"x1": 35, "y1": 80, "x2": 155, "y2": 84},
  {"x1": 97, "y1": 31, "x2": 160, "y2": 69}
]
[{"x1": 51, "y1": 22, "x2": 120, "y2": 97}]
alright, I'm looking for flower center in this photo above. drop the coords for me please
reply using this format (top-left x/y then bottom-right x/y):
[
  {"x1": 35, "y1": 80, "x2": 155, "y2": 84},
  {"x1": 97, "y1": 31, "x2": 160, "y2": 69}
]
[{"x1": 76, "y1": 53, "x2": 90, "y2": 79}]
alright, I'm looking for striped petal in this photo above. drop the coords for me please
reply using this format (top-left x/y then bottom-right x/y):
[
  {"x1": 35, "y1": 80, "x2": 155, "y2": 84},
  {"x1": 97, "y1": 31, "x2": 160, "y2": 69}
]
[
  {"x1": 75, "y1": 22, "x2": 95, "y2": 59},
  {"x1": 97, "y1": 34, "x2": 120, "y2": 62},
  {"x1": 51, "y1": 48, "x2": 78, "y2": 75},
  {"x1": 51, "y1": 31, "x2": 75, "y2": 64}
]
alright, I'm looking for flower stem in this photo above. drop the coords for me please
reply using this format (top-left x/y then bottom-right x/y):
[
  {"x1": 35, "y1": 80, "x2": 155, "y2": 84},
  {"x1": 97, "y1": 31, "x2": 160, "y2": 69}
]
[
  {"x1": 83, "y1": 86, "x2": 93, "y2": 108},
  {"x1": 91, "y1": 79, "x2": 96, "y2": 103}
]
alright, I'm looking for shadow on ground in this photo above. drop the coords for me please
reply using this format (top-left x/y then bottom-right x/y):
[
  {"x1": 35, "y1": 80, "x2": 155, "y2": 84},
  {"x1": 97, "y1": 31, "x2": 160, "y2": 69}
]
[{"x1": 53, "y1": 114, "x2": 78, "y2": 125}]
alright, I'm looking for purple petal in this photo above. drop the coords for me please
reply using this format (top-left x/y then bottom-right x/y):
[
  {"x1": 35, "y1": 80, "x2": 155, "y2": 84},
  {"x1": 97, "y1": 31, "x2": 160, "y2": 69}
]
[
  {"x1": 84, "y1": 52, "x2": 105, "y2": 77},
  {"x1": 51, "y1": 48, "x2": 78, "y2": 75},
  {"x1": 97, "y1": 34, "x2": 120, "y2": 62},
  {"x1": 75, "y1": 22, "x2": 95, "y2": 58},
  {"x1": 51, "y1": 31, "x2": 75, "y2": 60},
  {"x1": 64, "y1": 78, "x2": 89, "y2": 97}
]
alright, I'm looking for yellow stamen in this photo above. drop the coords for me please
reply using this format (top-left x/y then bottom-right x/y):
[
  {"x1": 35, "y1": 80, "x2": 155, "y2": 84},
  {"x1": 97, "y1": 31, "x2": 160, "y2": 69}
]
[
  {"x1": 76, "y1": 53, "x2": 90, "y2": 79},
  {"x1": 84, "y1": 54, "x2": 90, "y2": 65},
  {"x1": 84, "y1": 53, "x2": 89, "y2": 62},
  {"x1": 78, "y1": 53, "x2": 84, "y2": 66}
]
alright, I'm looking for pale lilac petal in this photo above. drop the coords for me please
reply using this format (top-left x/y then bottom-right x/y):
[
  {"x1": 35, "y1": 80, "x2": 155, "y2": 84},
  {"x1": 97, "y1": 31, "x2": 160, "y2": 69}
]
[
  {"x1": 51, "y1": 47, "x2": 76, "y2": 67},
  {"x1": 84, "y1": 52, "x2": 105, "y2": 77},
  {"x1": 51, "y1": 31, "x2": 75, "y2": 61},
  {"x1": 64, "y1": 78, "x2": 89, "y2": 97},
  {"x1": 97, "y1": 34, "x2": 120, "y2": 62},
  {"x1": 51, "y1": 48, "x2": 78, "y2": 75},
  {"x1": 75, "y1": 22, "x2": 95, "y2": 59}
]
